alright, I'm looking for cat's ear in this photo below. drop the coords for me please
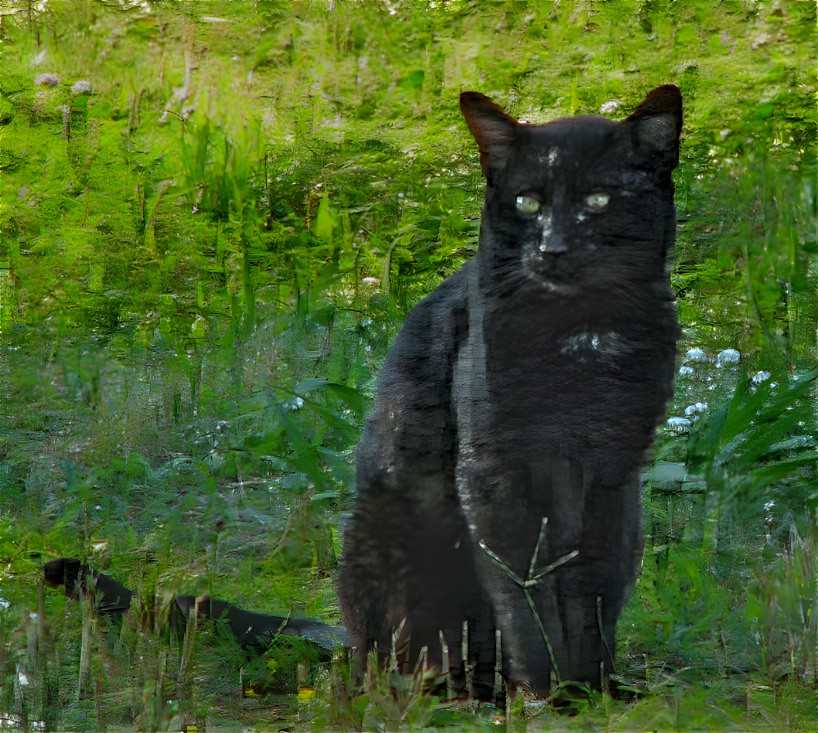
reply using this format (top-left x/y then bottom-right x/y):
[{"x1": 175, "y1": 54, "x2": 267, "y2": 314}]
[
  {"x1": 622, "y1": 85, "x2": 683, "y2": 168},
  {"x1": 460, "y1": 92, "x2": 518, "y2": 179}
]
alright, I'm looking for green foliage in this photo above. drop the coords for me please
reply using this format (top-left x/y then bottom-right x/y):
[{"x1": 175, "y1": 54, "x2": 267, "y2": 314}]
[{"x1": 0, "y1": 0, "x2": 816, "y2": 729}]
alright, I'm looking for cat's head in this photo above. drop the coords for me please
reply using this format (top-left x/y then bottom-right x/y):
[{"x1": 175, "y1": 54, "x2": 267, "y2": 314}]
[{"x1": 459, "y1": 86, "x2": 682, "y2": 294}]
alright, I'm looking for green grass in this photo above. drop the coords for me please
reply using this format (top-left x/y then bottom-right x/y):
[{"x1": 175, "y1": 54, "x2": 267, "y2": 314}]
[{"x1": 0, "y1": 0, "x2": 816, "y2": 729}]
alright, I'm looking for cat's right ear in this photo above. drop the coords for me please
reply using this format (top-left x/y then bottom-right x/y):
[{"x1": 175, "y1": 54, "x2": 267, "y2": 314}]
[
  {"x1": 623, "y1": 85, "x2": 683, "y2": 170},
  {"x1": 460, "y1": 92, "x2": 518, "y2": 180}
]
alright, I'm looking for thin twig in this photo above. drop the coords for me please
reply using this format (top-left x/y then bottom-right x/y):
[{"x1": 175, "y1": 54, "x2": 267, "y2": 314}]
[
  {"x1": 528, "y1": 549, "x2": 579, "y2": 586},
  {"x1": 494, "y1": 629, "x2": 503, "y2": 701},
  {"x1": 596, "y1": 595, "x2": 615, "y2": 672},
  {"x1": 390, "y1": 617, "x2": 406, "y2": 673},
  {"x1": 478, "y1": 540, "x2": 524, "y2": 587},
  {"x1": 527, "y1": 517, "x2": 549, "y2": 581},
  {"x1": 478, "y1": 516, "x2": 579, "y2": 686}
]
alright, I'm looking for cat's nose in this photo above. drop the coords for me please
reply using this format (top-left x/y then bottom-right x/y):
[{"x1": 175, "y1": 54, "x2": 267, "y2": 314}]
[{"x1": 539, "y1": 232, "x2": 568, "y2": 254}]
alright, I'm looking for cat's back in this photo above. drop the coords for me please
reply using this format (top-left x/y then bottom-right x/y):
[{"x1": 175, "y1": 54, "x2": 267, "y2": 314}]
[
  {"x1": 373, "y1": 262, "x2": 471, "y2": 391},
  {"x1": 354, "y1": 263, "x2": 472, "y2": 480}
]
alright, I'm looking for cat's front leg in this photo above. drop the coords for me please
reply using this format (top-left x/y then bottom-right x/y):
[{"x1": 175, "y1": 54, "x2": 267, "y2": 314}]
[
  {"x1": 455, "y1": 452, "x2": 640, "y2": 695},
  {"x1": 452, "y1": 462, "x2": 563, "y2": 694}
]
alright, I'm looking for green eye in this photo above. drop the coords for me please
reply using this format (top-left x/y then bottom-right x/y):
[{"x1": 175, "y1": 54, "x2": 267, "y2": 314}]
[
  {"x1": 515, "y1": 195, "x2": 541, "y2": 215},
  {"x1": 584, "y1": 192, "x2": 610, "y2": 211}
]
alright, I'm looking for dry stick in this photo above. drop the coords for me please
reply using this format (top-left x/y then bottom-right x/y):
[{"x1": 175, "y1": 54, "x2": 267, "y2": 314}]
[
  {"x1": 390, "y1": 617, "x2": 406, "y2": 673},
  {"x1": 178, "y1": 597, "x2": 198, "y2": 688},
  {"x1": 176, "y1": 601, "x2": 198, "y2": 726},
  {"x1": 413, "y1": 645, "x2": 428, "y2": 698},
  {"x1": 439, "y1": 631, "x2": 453, "y2": 701},
  {"x1": 77, "y1": 576, "x2": 93, "y2": 701},
  {"x1": 596, "y1": 594, "x2": 615, "y2": 674},
  {"x1": 493, "y1": 629, "x2": 503, "y2": 701},
  {"x1": 479, "y1": 517, "x2": 579, "y2": 686},
  {"x1": 380, "y1": 237, "x2": 400, "y2": 299},
  {"x1": 462, "y1": 620, "x2": 475, "y2": 698}
]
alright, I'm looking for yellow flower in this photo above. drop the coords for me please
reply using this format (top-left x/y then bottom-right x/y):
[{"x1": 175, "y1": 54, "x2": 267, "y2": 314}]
[{"x1": 297, "y1": 686, "x2": 316, "y2": 702}]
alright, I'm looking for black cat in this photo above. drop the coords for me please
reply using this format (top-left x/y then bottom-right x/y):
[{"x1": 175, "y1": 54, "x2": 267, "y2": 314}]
[{"x1": 338, "y1": 86, "x2": 682, "y2": 699}]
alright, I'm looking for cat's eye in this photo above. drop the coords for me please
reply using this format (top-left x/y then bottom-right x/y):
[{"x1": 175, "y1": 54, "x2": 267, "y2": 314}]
[
  {"x1": 515, "y1": 195, "x2": 541, "y2": 215},
  {"x1": 584, "y1": 192, "x2": 610, "y2": 211}
]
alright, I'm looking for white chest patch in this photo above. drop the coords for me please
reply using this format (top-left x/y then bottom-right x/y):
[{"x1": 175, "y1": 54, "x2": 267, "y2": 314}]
[{"x1": 560, "y1": 330, "x2": 624, "y2": 361}]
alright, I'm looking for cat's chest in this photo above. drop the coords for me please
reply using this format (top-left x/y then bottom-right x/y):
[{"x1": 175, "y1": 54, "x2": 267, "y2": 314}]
[
  {"x1": 483, "y1": 292, "x2": 629, "y2": 370},
  {"x1": 556, "y1": 329, "x2": 625, "y2": 363},
  {"x1": 452, "y1": 308, "x2": 629, "y2": 412}
]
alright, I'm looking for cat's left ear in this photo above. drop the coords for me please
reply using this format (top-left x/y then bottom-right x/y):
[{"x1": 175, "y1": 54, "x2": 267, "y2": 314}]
[
  {"x1": 622, "y1": 85, "x2": 683, "y2": 169},
  {"x1": 460, "y1": 92, "x2": 519, "y2": 180}
]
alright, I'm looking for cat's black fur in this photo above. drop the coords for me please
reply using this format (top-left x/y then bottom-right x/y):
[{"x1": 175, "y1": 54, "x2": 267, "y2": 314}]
[{"x1": 338, "y1": 86, "x2": 682, "y2": 699}]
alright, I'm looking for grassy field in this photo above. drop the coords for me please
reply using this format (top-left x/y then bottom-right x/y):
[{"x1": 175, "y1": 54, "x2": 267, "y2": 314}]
[{"x1": 0, "y1": 0, "x2": 816, "y2": 729}]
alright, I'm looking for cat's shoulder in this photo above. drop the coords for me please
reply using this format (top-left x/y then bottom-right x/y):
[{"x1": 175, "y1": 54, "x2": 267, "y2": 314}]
[
  {"x1": 399, "y1": 261, "x2": 471, "y2": 332},
  {"x1": 380, "y1": 262, "x2": 472, "y2": 377}
]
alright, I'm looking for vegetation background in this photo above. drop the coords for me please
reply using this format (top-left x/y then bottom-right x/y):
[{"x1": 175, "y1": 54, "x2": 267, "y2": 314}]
[{"x1": 0, "y1": 0, "x2": 815, "y2": 730}]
